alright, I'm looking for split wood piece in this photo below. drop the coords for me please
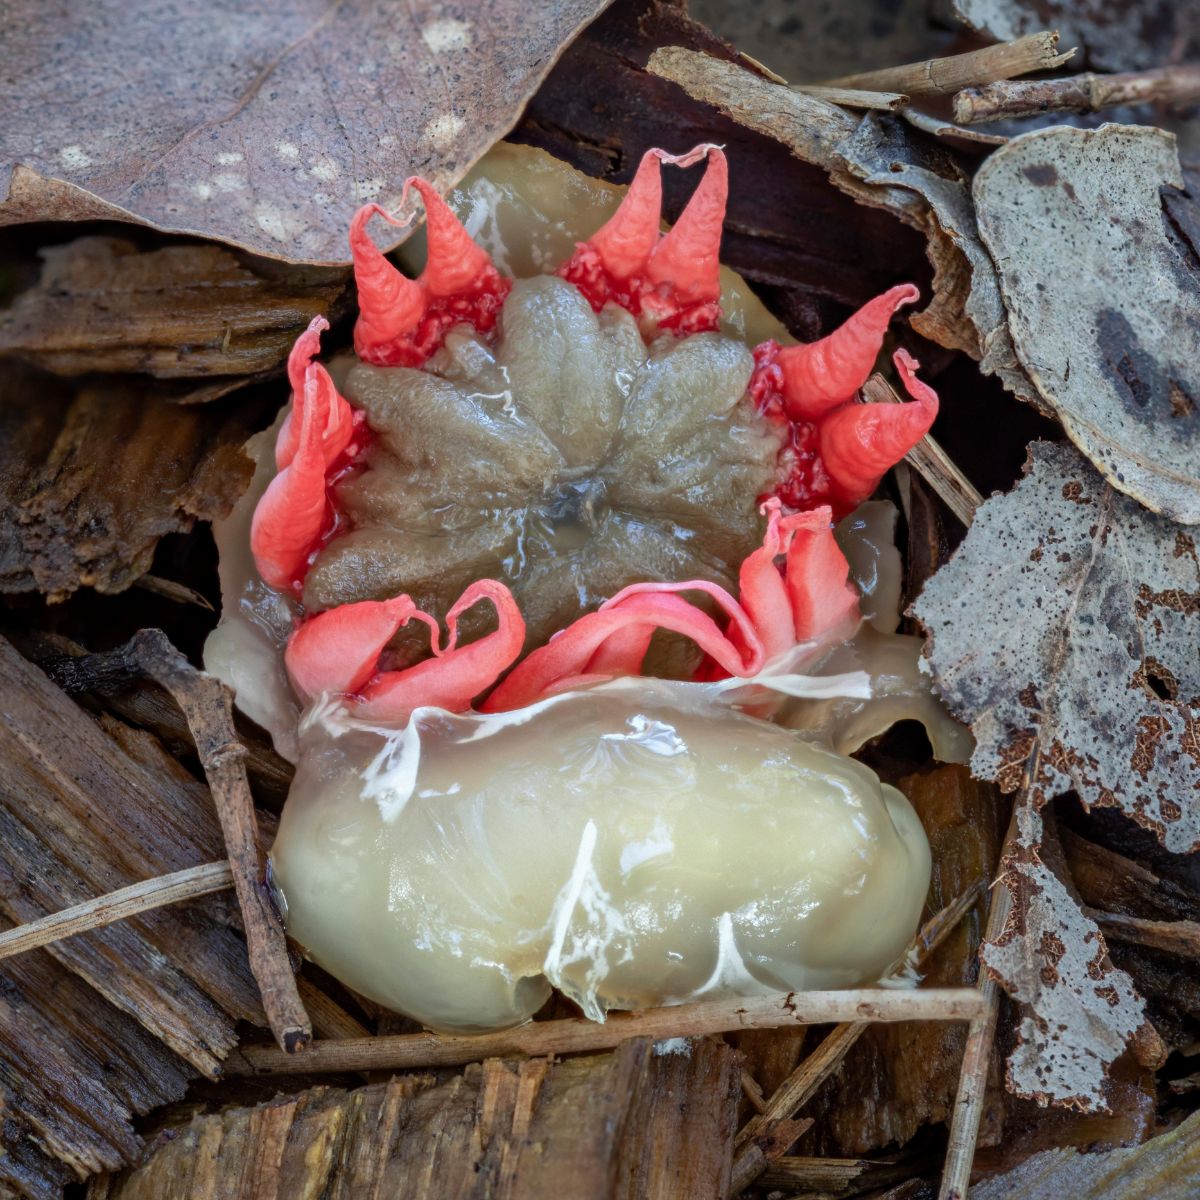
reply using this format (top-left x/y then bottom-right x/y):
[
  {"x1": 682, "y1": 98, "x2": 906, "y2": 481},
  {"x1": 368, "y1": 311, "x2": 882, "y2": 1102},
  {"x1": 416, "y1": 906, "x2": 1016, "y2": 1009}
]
[
  {"x1": 94, "y1": 1039, "x2": 743, "y2": 1199},
  {"x1": 117, "y1": 629, "x2": 311, "y2": 1054},
  {"x1": 0, "y1": 861, "x2": 232, "y2": 962},
  {"x1": 729, "y1": 886, "x2": 982, "y2": 1195},
  {"x1": 0, "y1": 236, "x2": 348, "y2": 379},
  {"x1": 864, "y1": 372, "x2": 984, "y2": 526},
  {"x1": 759, "y1": 1155, "x2": 920, "y2": 1192},
  {"x1": 230, "y1": 988, "x2": 986, "y2": 1077},
  {"x1": 1085, "y1": 909, "x2": 1200, "y2": 959},
  {"x1": 954, "y1": 63, "x2": 1200, "y2": 125},
  {"x1": 937, "y1": 801, "x2": 1020, "y2": 1200},
  {"x1": 0, "y1": 638, "x2": 266, "y2": 1194},
  {"x1": 823, "y1": 31, "x2": 1074, "y2": 96}
]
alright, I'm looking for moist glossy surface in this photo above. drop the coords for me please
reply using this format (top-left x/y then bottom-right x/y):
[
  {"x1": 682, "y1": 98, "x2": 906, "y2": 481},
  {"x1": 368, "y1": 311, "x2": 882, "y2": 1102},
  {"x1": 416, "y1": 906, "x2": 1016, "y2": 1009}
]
[
  {"x1": 304, "y1": 276, "x2": 783, "y2": 662},
  {"x1": 272, "y1": 682, "x2": 932, "y2": 1033}
]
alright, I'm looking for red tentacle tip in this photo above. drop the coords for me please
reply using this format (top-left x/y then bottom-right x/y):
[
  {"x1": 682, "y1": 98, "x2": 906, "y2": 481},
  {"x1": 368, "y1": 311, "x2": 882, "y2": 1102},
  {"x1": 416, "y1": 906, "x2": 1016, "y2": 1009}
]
[
  {"x1": 350, "y1": 185, "x2": 512, "y2": 368},
  {"x1": 752, "y1": 284, "x2": 931, "y2": 518},
  {"x1": 558, "y1": 144, "x2": 727, "y2": 334}
]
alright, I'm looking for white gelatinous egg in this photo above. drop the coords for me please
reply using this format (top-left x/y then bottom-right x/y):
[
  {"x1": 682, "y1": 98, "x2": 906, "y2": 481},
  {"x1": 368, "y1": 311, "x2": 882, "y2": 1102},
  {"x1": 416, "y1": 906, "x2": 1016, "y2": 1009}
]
[{"x1": 271, "y1": 679, "x2": 931, "y2": 1033}]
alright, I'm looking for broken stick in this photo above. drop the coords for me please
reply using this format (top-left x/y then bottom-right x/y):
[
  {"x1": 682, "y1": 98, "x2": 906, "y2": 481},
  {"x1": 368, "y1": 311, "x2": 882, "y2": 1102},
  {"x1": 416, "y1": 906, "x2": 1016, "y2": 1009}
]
[
  {"x1": 112, "y1": 629, "x2": 311, "y2": 1054},
  {"x1": 823, "y1": 31, "x2": 1074, "y2": 96},
  {"x1": 954, "y1": 63, "x2": 1200, "y2": 124}
]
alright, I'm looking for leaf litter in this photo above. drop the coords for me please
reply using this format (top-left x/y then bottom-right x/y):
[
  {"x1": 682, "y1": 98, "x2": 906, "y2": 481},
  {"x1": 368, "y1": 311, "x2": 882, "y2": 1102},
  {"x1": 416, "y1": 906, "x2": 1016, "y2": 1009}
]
[
  {"x1": 0, "y1": 0, "x2": 613, "y2": 263},
  {"x1": 913, "y1": 439, "x2": 1198, "y2": 1105}
]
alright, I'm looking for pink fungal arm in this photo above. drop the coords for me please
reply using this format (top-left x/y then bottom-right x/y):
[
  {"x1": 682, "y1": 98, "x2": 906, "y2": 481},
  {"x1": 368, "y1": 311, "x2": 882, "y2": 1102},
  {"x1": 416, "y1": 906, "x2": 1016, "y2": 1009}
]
[
  {"x1": 351, "y1": 180, "x2": 511, "y2": 367},
  {"x1": 817, "y1": 348, "x2": 938, "y2": 511},
  {"x1": 281, "y1": 499, "x2": 862, "y2": 722},
  {"x1": 250, "y1": 328, "x2": 364, "y2": 592},
  {"x1": 775, "y1": 284, "x2": 919, "y2": 420},
  {"x1": 559, "y1": 144, "x2": 726, "y2": 333},
  {"x1": 250, "y1": 371, "x2": 336, "y2": 590}
]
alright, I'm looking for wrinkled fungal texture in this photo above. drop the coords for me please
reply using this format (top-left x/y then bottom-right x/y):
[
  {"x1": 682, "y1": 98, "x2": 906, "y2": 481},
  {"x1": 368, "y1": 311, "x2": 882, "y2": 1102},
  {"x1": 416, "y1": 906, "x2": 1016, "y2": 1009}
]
[
  {"x1": 273, "y1": 684, "x2": 931, "y2": 1033},
  {"x1": 304, "y1": 275, "x2": 782, "y2": 663}
]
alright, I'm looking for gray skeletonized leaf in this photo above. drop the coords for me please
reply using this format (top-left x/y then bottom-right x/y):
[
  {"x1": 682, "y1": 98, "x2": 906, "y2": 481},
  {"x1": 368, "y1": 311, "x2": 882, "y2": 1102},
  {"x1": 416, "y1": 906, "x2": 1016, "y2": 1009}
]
[
  {"x1": 913, "y1": 440, "x2": 1200, "y2": 855},
  {"x1": 973, "y1": 124, "x2": 1200, "y2": 523}
]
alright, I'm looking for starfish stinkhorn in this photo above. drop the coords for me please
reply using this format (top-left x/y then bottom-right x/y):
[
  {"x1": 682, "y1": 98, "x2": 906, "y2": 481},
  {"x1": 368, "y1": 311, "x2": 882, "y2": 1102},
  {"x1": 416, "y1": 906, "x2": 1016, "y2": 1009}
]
[{"x1": 206, "y1": 141, "x2": 966, "y2": 1034}]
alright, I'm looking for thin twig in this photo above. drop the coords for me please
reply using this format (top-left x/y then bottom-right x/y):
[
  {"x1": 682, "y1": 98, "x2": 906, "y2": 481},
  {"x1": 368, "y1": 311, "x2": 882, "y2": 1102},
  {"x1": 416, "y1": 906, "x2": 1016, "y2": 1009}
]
[
  {"x1": 1085, "y1": 909, "x2": 1200, "y2": 958},
  {"x1": 730, "y1": 888, "x2": 981, "y2": 1195},
  {"x1": 792, "y1": 85, "x2": 908, "y2": 110},
  {"x1": 937, "y1": 798, "x2": 1022, "y2": 1200},
  {"x1": 823, "y1": 32, "x2": 1074, "y2": 96},
  {"x1": 112, "y1": 630, "x2": 311, "y2": 1054},
  {"x1": 897, "y1": 106, "x2": 1008, "y2": 147},
  {"x1": 865, "y1": 373, "x2": 984, "y2": 526},
  {"x1": 954, "y1": 62, "x2": 1200, "y2": 124},
  {"x1": 0, "y1": 861, "x2": 232, "y2": 961},
  {"x1": 229, "y1": 987, "x2": 985, "y2": 1077},
  {"x1": 133, "y1": 573, "x2": 214, "y2": 610}
]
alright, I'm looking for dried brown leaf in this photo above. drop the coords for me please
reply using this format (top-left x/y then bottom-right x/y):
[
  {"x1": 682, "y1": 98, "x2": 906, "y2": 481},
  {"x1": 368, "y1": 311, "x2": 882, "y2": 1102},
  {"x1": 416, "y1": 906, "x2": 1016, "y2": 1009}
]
[
  {"x1": 955, "y1": 0, "x2": 1200, "y2": 73},
  {"x1": 0, "y1": 237, "x2": 347, "y2": 378},
  {"x1": 973, "y1": 124, "x2": 1200, "y2": 523},
  {"x1": 913, "y1": 440, "x2": 1200, "y2": 854},
  {"x1": 0, "y1": 1, "x2": 611, "y2": 263}
]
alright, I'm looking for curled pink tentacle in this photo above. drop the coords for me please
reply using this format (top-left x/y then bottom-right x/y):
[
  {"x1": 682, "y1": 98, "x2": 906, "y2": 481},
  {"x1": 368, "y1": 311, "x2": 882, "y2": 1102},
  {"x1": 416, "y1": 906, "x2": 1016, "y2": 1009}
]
[
  {"x1": 559, "y1": 144, "x2": 726, "y2": 330},
  {"x1": 587, "y1": 149, "x2": 664, "y2": 280},
  {"x1": 250, "y1": 372, "x2": 330, "y2": 590},
  {"x1": 285, "y1": 594, "x2": 432, "y2": 701},
  {"x1": 350, "y1": 203, "x2": 427, "y2": 359},
  {"x1": 734, "y1": 499, "x2": 798, "y2": 663},
  {"x1": 819, "y1": 347, "x2": 939, "y2": 510},
  {"x1": 644, "y1": 145, "x2": 726, "y2": 308},
  {"x1": 774, "y1": 284, "x2": 920, "y2": 421},
  {"x1": 358, "y1": 580, "x2": 526, "y2": 720},
  {"x1": 276, "y1": 316, "x2": 328, "y2": 467},
  {"x1": 482, "y1": 582, "x2": 764, "y2": 713},
  {"x1": 403, "y1": 177, "x2": 498, "y2": 298},
  {"x1": 782, "y1": 508, "x2": 861, "y2": 642},
  {"x1": 350, "y1": 182, "x2": 510, "y2": 366}
]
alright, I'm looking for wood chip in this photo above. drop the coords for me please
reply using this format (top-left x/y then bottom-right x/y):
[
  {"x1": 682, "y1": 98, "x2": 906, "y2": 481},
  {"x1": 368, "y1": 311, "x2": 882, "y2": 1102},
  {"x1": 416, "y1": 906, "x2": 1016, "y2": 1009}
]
[
  {"x1": 0, "y1": 237, "x2": 346, "y2": 378},
  {"x1": 0, "y1": 638, "x2": 264, "y2": 1194},
  {"x1": 0, "y1": 364, "x2": 260, "y2": 599},
  {"x1": 92, "y1": 1040, "x2": 741, "y2": 1199}
]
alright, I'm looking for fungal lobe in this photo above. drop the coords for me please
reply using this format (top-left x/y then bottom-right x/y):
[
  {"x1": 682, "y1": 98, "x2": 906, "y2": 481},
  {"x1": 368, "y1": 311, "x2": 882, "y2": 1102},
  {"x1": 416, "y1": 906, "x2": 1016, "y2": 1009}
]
[
  {"x1": 304, "y1": 275, "x2": 782, "y2": 663},
  {"x1": 273, "y1": 684, "x2": 932, "y2": 1033}
]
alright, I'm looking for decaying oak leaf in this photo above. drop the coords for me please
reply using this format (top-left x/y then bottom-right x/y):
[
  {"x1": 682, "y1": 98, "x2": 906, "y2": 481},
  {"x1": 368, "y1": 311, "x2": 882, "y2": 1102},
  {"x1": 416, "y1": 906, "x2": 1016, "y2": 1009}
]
[
  {"x1": 0, "y1": 237, "x2": 347, "y2": 379},
  {"x1": 982, "y1": 804, "x2": 1146, "y2": 1111},
  {"x1": 0, "y1": 365, "x2": 258, "y2": 599},
  {"x1": 955, "y1": 0, "x2": 1200, "y2": 73},
  {"x1": 0, "y1": 0, "x2": 611, "y2": 263},
  {"x1": 912, "y1": 440, "x2": 1200, "y2": 854},
  {"x1": 973, "y1": 124, "x2": 1200, "y2": 523},
  {"x1": 645, "y1": 48, "x2": 1040, "y2": 406},
  {"x1": 972, "y1": 1105, "x2": 1200, "y2": 1199}
]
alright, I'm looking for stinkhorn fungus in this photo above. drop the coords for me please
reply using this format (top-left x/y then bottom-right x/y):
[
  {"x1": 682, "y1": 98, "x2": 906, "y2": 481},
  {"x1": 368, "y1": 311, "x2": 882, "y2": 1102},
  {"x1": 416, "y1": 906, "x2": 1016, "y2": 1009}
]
[{"x1": 206, "y1": 141, "x2": 966, "y2": 1034}]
